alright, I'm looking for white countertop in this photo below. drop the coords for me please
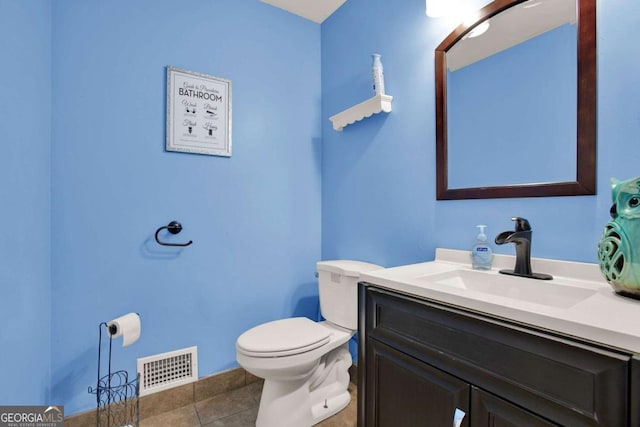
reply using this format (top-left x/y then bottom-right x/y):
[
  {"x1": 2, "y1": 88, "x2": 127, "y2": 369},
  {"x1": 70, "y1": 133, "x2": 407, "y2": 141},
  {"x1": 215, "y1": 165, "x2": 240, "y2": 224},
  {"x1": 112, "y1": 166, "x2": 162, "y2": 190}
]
[{"x1": 360, "y1": 249, "x2": 640, "y2": 353}]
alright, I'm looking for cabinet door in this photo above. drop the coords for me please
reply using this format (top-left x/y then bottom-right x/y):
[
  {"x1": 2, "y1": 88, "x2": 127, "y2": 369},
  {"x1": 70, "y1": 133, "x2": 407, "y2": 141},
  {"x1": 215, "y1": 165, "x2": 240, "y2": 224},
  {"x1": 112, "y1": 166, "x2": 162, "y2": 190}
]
[
  {"x1": 471, "y1": 387, "x2": 559, "y2": 427},
  {"x1": 364, "y1": 338, "x2": 470, "y2": 427}
]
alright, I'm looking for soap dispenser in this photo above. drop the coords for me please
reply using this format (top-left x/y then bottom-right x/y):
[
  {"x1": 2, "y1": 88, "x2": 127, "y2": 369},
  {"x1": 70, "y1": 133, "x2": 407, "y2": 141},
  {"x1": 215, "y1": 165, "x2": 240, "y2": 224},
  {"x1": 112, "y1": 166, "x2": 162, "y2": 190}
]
[{"x1": 471, "y1": 225, "x2": 493, "y2": 270}]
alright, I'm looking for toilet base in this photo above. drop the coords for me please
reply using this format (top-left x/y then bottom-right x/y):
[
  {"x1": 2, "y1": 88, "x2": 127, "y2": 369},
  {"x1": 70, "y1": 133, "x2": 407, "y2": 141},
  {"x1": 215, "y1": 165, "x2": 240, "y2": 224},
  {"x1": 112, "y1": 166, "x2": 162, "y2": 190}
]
[
  {"x1": 255, "y1": 344, "x2": 352, "y2": 427},
  {"x1": 310, "y1": 389, "x2": 351, "y2": 424}
]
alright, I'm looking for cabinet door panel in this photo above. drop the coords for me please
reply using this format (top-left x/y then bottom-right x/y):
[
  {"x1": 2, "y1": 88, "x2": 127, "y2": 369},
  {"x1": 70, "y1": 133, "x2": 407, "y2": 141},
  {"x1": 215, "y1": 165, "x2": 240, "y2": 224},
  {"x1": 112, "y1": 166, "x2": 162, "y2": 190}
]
[
  {"x1": 471, "y1": 387, "x2": 559, "y2": 427},
  {"x1": 365, "y1": 339, "x2": 469, "y2": 427}
]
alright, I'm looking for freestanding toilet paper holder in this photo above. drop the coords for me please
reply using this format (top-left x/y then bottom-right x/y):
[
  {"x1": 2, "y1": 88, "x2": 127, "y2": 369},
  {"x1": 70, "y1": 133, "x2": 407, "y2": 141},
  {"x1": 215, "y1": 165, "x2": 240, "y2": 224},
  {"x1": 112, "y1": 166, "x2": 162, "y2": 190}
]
[{"x1": 88, "y1": 321, "x2": 140, "y2": 427}]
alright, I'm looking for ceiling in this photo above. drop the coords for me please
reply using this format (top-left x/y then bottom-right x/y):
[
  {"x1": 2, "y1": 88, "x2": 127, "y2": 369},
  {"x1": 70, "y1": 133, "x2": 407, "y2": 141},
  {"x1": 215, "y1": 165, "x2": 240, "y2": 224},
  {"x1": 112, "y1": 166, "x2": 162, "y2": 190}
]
[
  {"x1": 448, "y1": 0, "x2": 577, "y2": 71},
  {"x1": 259, "y1": 0, "x2": 347, "y2": 24},
  {"x1": 259, "y1": 0, "x2": 575, "y2": 71}
]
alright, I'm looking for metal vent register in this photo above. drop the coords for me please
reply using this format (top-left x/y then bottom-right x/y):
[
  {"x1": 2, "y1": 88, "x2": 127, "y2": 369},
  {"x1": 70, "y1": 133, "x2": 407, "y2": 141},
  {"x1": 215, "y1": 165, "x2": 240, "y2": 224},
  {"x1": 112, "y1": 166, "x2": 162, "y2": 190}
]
[{"x1": 137, "y1": 346, "x2": 198, "y2": 396}]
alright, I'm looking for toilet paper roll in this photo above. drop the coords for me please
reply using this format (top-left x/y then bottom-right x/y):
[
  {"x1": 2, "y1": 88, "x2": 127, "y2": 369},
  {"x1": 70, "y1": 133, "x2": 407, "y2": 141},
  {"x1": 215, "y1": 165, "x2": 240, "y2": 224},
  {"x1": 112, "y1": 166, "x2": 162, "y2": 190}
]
[{"x1": 106, "y1": 312, "x2": 141, "y2": 347}]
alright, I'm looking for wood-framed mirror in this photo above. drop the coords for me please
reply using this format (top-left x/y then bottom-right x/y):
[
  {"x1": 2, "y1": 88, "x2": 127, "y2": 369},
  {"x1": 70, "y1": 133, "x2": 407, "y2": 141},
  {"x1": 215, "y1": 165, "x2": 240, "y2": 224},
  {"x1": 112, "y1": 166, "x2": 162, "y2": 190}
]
[{"x1": 435, "y1": 0, "x2": 596, "y2": 200}]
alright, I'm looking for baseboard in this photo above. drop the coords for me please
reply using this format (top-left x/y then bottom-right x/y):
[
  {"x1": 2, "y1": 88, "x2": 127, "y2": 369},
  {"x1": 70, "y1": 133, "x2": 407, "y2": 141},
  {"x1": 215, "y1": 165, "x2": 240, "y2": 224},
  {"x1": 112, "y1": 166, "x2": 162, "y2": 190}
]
[
  {"x1": 63, "y1": 367, "x2": 261, "y2": 427},
  {"x1": 349, "y1": 363, "x2": 358, "y2": 385}
]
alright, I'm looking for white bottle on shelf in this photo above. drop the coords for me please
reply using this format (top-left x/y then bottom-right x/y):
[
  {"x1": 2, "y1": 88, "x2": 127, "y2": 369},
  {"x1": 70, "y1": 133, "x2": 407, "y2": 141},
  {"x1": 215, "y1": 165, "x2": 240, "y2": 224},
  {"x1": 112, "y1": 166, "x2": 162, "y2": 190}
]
[{"x1": 371, "y1": 53, "x2": 385, "y2": 96}]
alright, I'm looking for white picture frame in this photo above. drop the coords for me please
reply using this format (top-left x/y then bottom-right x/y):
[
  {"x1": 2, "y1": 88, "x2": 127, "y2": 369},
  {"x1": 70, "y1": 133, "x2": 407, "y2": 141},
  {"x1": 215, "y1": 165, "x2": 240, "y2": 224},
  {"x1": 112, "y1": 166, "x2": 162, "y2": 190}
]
[{"x1": 166, "y1": 66, "x2": 232, "y2": 157}]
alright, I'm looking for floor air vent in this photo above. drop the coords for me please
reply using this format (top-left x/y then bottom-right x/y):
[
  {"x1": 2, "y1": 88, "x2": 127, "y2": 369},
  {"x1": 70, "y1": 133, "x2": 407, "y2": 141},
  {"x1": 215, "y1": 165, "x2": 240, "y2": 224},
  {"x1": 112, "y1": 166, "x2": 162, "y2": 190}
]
[{"x1": 137, "y1": 346, "x2": 198, "y2": 396}]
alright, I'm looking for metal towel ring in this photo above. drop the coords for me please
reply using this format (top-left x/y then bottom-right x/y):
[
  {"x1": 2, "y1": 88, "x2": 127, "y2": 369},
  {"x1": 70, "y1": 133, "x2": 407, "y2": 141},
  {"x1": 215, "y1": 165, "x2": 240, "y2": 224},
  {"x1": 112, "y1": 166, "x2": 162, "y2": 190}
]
[{"x1": 154, "y1": 221, "x2": 193, "y2": 247}]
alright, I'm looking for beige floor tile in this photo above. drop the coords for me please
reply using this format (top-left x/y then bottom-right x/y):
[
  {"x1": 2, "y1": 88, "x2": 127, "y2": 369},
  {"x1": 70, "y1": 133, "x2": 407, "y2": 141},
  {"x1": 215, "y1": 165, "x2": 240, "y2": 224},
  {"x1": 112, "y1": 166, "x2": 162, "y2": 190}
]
[
  {"x1": 245, "y1": 380, "x2": 263, "y2": 404},
  {"x1": 134, "y1": 376, "x2": 356, "y2": 427},
  {"x1": 140, "y1": 404, "x2": 200, "y2": 427},
  {"x1": 202, "y1": 407, "x2": 259, "y2": 427},
  {"x1": 195, "y1": 384, "x2": 260, "y2": 425}
]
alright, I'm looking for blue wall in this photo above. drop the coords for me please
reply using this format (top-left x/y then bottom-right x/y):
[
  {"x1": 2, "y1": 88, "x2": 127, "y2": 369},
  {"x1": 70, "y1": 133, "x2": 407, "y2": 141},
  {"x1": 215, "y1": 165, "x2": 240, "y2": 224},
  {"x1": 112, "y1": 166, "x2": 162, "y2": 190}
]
[
  {"x1": 50, "y1": 0, "x2": 321, "y2": 414},
  {"x1": 0, "y1": 1, "x2": 52, "y2": 405},
  {"x1": 2, "y1": 0, "x2": 639, "y2": 416},
  {"x1": 321, "y1": 0, "x2": 640, "y2": 266}
]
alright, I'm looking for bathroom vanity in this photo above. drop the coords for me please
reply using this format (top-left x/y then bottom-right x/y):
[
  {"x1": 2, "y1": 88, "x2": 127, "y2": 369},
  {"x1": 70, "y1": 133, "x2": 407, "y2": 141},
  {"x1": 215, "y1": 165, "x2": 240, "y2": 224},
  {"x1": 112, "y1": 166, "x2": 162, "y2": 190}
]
[{"x1": 357, "y1": 249, "x2": 640, "y2": 426}]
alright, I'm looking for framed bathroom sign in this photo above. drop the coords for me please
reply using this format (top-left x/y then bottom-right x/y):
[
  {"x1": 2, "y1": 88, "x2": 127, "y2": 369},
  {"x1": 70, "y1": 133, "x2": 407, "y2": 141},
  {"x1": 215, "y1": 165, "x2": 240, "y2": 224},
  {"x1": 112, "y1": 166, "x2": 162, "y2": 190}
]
[{"x1": 166, "y1": 66, "x2": 232, "y2": 157}]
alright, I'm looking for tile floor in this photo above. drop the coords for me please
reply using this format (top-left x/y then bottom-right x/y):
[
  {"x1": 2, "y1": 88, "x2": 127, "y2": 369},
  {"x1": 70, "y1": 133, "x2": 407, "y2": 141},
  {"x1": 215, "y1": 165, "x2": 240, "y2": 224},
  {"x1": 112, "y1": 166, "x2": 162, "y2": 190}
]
[{"x1": 139, "y1": 380, "x2": 358, "y2": 427}]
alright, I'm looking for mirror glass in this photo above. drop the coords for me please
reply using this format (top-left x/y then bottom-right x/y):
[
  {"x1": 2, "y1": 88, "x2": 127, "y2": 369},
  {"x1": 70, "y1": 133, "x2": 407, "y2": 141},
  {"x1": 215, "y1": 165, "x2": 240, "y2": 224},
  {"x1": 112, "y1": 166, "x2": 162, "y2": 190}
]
[{"x1": 435, "y1": 0, "x2": 596, "y2": 200}]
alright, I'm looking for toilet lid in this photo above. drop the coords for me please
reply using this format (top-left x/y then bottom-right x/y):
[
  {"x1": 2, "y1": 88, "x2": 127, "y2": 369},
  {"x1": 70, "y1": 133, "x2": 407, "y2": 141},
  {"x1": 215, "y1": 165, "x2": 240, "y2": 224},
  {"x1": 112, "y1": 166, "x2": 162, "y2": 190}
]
[{"x1": 237, "y1": 317, "x2": 331, "y2": 357}]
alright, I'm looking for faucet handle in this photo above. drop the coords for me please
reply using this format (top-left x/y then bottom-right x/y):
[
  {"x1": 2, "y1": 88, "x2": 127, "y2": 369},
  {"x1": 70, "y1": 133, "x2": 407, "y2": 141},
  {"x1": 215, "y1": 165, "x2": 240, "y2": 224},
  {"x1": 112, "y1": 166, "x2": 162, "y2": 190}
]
[{"x1": 511, "y1": 217, "x2": 531, "y2": 232}]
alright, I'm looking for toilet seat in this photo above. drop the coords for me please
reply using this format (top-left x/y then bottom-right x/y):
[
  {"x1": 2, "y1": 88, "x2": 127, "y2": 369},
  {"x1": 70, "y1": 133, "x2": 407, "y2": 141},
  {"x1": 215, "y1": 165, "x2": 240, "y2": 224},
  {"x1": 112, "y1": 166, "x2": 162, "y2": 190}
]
[{"x1": 237, "y1": 317, "x2": 331, "y2": 357}]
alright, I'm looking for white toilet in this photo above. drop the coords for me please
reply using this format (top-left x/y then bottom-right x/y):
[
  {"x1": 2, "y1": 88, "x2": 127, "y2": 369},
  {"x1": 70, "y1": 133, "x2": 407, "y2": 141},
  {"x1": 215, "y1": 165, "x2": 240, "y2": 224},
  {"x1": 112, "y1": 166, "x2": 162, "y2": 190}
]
[{"x1": 236, "y1": 260, "x2": 382, "y2": 427}]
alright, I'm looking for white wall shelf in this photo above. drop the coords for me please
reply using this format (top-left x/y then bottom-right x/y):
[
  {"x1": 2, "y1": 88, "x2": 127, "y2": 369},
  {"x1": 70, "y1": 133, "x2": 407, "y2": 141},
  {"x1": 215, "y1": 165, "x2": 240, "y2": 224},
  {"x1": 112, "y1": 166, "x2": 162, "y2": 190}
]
[{"x1": 329, "y1": 94, "x2": 393, "y2": 131}]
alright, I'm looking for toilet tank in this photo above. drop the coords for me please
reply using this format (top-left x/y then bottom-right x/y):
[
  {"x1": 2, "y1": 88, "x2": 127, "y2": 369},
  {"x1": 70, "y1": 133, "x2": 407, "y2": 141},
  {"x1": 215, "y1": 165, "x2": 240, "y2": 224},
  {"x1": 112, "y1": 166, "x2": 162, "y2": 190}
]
[{"x1": 316, "y1": 260, "x2": 382, "y2": 330}]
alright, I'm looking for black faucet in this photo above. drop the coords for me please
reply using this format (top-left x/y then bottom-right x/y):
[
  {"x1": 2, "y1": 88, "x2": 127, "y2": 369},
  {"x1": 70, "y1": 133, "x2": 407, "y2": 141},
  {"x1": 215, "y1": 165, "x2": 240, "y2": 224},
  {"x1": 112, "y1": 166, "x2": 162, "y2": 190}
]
[{"x1": 495, "y1": 217, "x2": 552, "y2": 280}]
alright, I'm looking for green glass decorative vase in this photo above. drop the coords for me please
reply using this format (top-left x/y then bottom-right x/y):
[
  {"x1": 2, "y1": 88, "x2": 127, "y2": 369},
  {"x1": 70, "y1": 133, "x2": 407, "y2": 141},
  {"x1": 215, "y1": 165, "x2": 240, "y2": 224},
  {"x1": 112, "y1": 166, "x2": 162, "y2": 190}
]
[{"x1": 598, "y1": 177, "x2": 640, "y2": 299}]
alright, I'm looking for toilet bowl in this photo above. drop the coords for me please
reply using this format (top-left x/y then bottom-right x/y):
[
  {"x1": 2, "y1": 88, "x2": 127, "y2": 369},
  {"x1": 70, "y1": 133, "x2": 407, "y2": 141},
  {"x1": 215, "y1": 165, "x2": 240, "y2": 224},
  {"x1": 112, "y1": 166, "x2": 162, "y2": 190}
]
[{"x1": 235, "y1": 260, "x2": 382, "y2": 427}]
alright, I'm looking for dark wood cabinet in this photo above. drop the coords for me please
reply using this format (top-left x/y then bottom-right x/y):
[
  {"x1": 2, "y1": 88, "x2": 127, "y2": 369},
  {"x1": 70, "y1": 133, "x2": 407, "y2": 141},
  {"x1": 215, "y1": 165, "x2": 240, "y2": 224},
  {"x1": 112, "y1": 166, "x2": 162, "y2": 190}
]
[
  {"x1": 471, "y1": 387, "x2": 558, "y2": 427},
  {"x1": 358, "y1": 285, "x2": 637, "y2": 427},
  {"x1": 367, "y1": 339, "x2": 469, "y2": 426}
]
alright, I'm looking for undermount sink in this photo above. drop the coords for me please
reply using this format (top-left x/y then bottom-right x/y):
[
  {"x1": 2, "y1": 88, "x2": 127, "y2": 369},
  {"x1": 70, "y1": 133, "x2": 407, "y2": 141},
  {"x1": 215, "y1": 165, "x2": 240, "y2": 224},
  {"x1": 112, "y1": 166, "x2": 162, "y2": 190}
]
[{"x1": 418, "y1": 269, "x2": 598, "y2": 309}]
